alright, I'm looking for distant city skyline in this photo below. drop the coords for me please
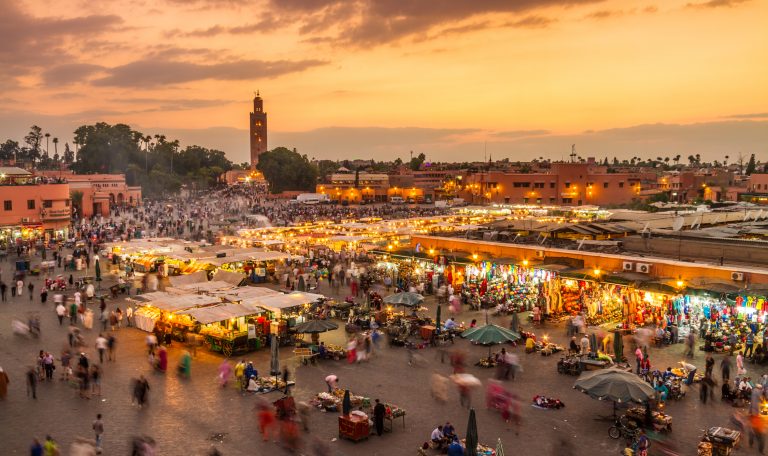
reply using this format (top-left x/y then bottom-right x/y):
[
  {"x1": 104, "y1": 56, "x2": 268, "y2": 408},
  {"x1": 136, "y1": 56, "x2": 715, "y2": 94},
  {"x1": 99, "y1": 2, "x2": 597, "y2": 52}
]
[{"x1": 0, "y1": 0, "x2": 766, "y2": 164}]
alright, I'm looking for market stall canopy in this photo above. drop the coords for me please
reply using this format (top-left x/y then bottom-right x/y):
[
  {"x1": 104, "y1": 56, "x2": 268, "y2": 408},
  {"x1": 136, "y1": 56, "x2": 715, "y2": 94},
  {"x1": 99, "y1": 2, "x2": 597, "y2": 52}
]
[
  {"x1": 256, "y1": 292, "x2": 322, "y2": 313},
  {"x1": 178, "y1": 302, "x2": 264, "y2": 325},
  {"x1": 168, "y1": 270, "x2": 208, "y2": 287},
  {"x1": 217, "y1": 286, "x2": 279, "y2": 302},
  {"x1": 383, "y1": 292, "x2": 424, "y2": 307},
  {"x1": 176, "y1": 280, "x2": 235, "y2": 293},
  {"x1": 132, "y1": 290, "x2": 185, "y2": 302},
  {"x1": 292, "y1": 319, "x2": 339, "y2": 334},
  {"x1": 212, "y1": 269, "x2": 246, "y2": 286},
  {"x1": 145, "y1": 294, "x2": 221, "y2": 312},
  {"x1": 573, "y1": 368, "x2": 656, "y2": 403}
]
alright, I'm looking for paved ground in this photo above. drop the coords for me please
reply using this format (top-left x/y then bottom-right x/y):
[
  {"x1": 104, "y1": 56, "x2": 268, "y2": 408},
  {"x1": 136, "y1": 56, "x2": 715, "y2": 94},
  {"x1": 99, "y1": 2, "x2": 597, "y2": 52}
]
[{"x1": 0, "y1": 257, "x2": 762, "y2": 455}]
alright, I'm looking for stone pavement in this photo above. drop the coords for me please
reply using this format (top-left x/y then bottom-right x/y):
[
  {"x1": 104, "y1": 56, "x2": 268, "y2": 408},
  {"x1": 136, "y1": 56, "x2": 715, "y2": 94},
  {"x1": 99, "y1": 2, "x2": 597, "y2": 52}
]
[{"x1": 0, "y1": 260, "x2": 762, "y2": 455}]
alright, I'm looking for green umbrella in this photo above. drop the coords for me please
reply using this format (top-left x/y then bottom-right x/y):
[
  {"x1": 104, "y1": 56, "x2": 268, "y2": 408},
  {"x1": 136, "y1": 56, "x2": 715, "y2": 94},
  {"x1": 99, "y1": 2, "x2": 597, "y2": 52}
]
[
  {"x1": 496, "y1": 438, "x2": 504, "y2": 456},
  {"x1": 465, "y1": 408, "x2": 478, "y2": 456},
  {"x1": 383, "y1": 292, "x2": 424, "y2": 307},
  {"x1": 462, "y1": 324, "x2": 521, "y2": 358},
  {"x1": 573, "y1": 368, "x2": 656, "y2": 419},
  {"x1": 613, "y1": 331, "x2": 624, "y2": 363},
  {"x1": 342, "y1": 389, "x2": 351, "y2": 415}
]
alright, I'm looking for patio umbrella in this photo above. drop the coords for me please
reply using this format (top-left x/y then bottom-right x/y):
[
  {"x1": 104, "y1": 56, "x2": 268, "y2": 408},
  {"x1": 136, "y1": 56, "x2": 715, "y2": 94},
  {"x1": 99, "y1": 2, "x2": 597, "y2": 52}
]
[
  {"x1": 270, "y1": 334, "x2": 280, "y2": 376},
  {"x1": 465, "y1": 408, "x2": 478, "y2": 456},
  {"x1": 496, "y1": 438, "x2": 504, "y2": 456},
  {"x1": 613, "y1": 331, "x2": 624, "y2": 363},
  {"x1": 462, "y1": 324, "x2": 520, "y2": 357},
  {"x1": 510, "y1": 312, "x2": 520, "y2": 333},
  {"x1": 573, "y1": 368, "x2": 656, "y2": 418},
  {"x1": 293, "y1": 320, "x2": 339, "y2": 334},
  {"x1": 383, "y1": 292, "x2": 424, "y2": 307},
  {"x1": 342, "y1": 389, "x2": 351, "y2": 415}
]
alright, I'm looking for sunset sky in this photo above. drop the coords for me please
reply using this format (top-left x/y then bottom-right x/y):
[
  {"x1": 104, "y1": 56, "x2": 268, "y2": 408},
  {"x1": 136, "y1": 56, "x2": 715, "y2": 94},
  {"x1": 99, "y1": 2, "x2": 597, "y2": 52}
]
[{"x1": 0, "y1": 0, "x2": 766, "y2": 164}]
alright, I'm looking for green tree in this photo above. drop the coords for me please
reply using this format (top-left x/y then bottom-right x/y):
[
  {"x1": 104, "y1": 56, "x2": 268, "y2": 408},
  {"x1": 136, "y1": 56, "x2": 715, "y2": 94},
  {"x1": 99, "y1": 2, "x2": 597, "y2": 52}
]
[
  {"x1": 746, "y1": 153, "x2": 757, "y2": 175},
  {"x1": 409, "y1": 152, "x2": 426, "y2": 171},
  {"x1": 0, "y1": 140, "x2": 20, "y2": 160},
  {"x1": 257, "y1": 147, "x2": 318, "y2": 193},
  {"x1": 23, "y1": 125, "x2": 43, "y2": 162}
]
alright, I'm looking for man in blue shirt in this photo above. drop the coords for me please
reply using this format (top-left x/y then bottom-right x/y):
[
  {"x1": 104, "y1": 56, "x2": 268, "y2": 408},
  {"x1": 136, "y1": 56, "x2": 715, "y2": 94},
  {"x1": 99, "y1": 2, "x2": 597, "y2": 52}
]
[{"x1": 446, "y1": 437, "x2": 464, "y2": 456}]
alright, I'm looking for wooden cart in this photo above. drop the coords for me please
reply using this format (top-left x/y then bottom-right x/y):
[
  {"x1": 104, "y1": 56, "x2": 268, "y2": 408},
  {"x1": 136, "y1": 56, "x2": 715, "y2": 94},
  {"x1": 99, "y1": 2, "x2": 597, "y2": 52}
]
[{"x1": 339, "y1": 414, "x2": 369, "y2": 442}]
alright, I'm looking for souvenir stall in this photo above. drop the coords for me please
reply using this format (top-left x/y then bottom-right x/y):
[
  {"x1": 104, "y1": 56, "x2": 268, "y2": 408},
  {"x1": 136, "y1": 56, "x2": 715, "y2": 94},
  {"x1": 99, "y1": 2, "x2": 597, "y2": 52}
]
[
  {"x1": 463, "y1": 261, "x2": 556, "y2": 312},
  {"x1": 178, "y1": 302, "x2": 267, "y2": 356}
]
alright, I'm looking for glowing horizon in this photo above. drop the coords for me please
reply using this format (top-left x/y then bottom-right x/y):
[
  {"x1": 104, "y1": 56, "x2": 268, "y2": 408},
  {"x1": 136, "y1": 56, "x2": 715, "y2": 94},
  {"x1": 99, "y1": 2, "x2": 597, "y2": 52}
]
[{"x1": 0, "y1": 0, "x2": 766, "y2": 163}]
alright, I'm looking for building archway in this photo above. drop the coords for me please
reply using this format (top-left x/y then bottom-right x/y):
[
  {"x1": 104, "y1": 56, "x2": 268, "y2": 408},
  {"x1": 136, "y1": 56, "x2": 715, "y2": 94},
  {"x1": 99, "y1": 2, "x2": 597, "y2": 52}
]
[{"x1": 117, "y1": 193, "x2": 124, "y2": 205}]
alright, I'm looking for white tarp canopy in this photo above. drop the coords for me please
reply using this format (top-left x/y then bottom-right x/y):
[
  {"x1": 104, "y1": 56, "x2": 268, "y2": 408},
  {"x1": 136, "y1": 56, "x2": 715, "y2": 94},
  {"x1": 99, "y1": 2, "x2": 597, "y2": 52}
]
[
  {"x1": 217, "y1": 286, "x2": 279, "y2": 302},
  {"x1": 133, "y1": 290, "x2": 184, "y2": 302},
  {"x1": 168, "y1": 270, "x2": 209, "y2": 287},
  {"x1": 176, "y1": 280, "x2": 235, "y2": 293},
  {"x1": 255, "y1": 292, "x2": 324, "y2": 313},
  {"x1": 212, "y1": 269, "x2": 246, "y2": 286},
  {"x1": 145, "y1": 294, "x2": 221, "y2": 312},
  {"x1": 178, "y1": 302, "x2": 264, "y2": 324}
]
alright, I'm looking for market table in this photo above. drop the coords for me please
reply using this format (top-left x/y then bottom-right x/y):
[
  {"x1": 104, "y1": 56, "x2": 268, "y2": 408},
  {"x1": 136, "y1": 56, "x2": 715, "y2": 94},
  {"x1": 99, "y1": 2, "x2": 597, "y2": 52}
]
[
  {"x1": 420, "y1": 325, "x2": 436, "y2": 341},
  {"x1": 580, "y1": 358, "x2": 609, "y2": 370}
]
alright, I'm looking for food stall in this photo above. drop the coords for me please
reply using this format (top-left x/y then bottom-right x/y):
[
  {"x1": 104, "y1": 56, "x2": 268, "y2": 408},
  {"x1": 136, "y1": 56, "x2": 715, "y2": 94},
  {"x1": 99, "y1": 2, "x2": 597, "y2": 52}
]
[
  {"x1": 256, "y1": 292, "x2": 324, "y2": 345},
  {"x1": 133, "y1": 293, "x2": 221, "y2": 333},
  {"x1": 178, "y1": 301, "x2": 267, "y2": 356}
]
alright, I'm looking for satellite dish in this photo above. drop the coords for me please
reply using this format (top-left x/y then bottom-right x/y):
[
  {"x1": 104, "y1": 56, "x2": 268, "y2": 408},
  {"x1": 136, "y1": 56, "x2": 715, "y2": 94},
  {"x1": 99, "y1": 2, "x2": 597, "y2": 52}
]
[{"x1": 672, "y1": 217, "x2": 685, "y2": 231}]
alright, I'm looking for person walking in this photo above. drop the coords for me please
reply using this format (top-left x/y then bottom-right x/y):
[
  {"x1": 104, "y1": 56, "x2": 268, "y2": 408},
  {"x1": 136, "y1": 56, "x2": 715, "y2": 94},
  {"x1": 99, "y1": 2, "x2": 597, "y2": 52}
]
[
  {"x1": 721, "y1": 355, "x2": 732, "y2": 383},
  {"x1": 0, "y1": 281, "x2": 6, "y2": 301},
  {"x1": 55, "y1": 303, "x2": 66, "y2": 326},
  {"x1": 28, "y1": 281, "x2": 34, "y2": 301},
  {"x1": 281, "y1": 365, "x2": 291, "y2": 394},
  {"x1": 705, "y1": 353, "x2": 715, "y2": 379},
  {"x1": 737, "y1": 351, "x2": 746, "y2": 376},
  {"x1": 107, "y1": 334, "x2": 116, "y2": 362},
  {"x1": 635, "y1": 346, "x2": 644, "y2": 374},
  {"x1": 95, "y1": 334, "x2": 108, "y2": 364},
  {"x1": 26, "y1": 366, "x2": 37, "y2": 399},
  {"x1": 373, "y1": 399, "x2": 386, "y2": 436},
  {"x1": 746, "y1": 332, "x2": 755, "y2": 358},
  {"x1": 17, "y1": 278, "x2": 23, "y2": 297},
  {"x1": 92, "y1": 414, "x2": 104, "y2": 453}
]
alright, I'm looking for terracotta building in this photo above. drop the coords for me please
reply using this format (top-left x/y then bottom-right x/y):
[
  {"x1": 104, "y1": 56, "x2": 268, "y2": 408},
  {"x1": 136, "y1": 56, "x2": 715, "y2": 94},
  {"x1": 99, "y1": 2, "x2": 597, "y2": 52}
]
[
  {"x1": 249, "y1": 92, "x2": 268, "y2": 167},
  {"x1": 39, "y1": 171, "x2": 142, "y2": 218},
  {"x1": 0, "y1": 167, "x2": 71, "y2": 241},
  {"x1": 460, "y1": 163, "x2": 644, "y2": 206}
]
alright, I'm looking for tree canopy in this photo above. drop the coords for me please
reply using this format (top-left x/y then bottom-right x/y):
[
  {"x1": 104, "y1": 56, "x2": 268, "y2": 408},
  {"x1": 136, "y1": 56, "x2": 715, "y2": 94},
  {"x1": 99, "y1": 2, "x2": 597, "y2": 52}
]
[{"x1": 256, "y1": 147, "x2": 318, "y2": 193}]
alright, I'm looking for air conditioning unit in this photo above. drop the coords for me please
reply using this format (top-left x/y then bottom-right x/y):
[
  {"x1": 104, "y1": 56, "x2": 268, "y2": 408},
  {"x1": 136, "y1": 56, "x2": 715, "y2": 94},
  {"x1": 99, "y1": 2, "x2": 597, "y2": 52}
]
[
  {"x1": 216, "y1": 252, "x2": 227, "y2": 258},
  {"x1": 636, "y1": 263, "x2": 652, "y2": 274},
  {"x1": 622, "y1": 261, "x2": 634, "y2": 272},
  {"x1": 731, "y1": 272, "x2": 745, "y2": 281},
  {"x1": 535, "y1": 250, "x2": 545, "y2": 259},
  {"x1": 21, "y1": 217, "x2": 31, "y2": 223}
]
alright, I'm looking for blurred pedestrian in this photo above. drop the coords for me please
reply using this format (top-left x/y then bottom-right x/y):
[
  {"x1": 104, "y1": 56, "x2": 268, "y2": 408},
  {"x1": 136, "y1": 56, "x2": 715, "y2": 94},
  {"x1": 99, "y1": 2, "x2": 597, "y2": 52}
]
[
  {"x1": 0, "y1": 366, "x2": 9, "y2": 400},
  {"x1": 92, "y1": 413, "x2": 104, "y2": 452},
  {"x1": 373, "y1": 399, "x2": 386, "y2": 436},
  {"x1": 26, "y1": 366, "x2": 37, "y2": 399},
  {"x1": 132, "y1": 375, "x2": 150, "y2": 407},
  {"x1": 256, "y1": 399, "x2": 276, "y2": 441}
]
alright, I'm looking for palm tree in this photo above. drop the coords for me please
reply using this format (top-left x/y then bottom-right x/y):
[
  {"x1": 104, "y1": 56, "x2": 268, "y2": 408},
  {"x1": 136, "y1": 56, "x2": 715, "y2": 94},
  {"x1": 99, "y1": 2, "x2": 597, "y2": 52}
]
[
  {"x1": 674, "y1": 154, "x2": 681, "y2": 166},
  {"x1": 724, "y1": 155, "x2": 730, "y2": 166},
  {"x1": 44, "y1": 132, "x2": 50, "y2": 158},
  {"x1": 52, "y1": 137, "x2": 59, "y2": 161}
]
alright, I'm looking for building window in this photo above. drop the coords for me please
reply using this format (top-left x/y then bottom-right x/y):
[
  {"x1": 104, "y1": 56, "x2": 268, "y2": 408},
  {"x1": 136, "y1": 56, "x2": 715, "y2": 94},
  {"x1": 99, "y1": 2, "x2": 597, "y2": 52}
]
[
  {"x1": 27, "y1": 200, "x2": 35, "y2": 210},
  {"x1": 43, "y1": 200, "x2": 53, "y2": 208},
  {"x1": 65, "y1": 200, "x2": 70, "y2": 207},
  {"x1": 603, "y1": 182, "x2": 609, "y2": 188},
  {"x1": 549, "y1": 198, "x2": 556, "y2": 203},
  {"x1": 3, "y1": 201, "x2": 11, "y2": 211},
  {"x1": 513, "y1": 182, "x2": 531, "y2": 188},
  {"x1": 619, "y1": 182, "x2": 625, "y2": 188},
  {"x1": 523, "y1": 198, "x2": 529, "y2": 204},
  {"x1": 549, "y1": 182, "x2": 556, "y2": 189},
  {"x1": 534, "y1": 183, "x2": 545, "y2": 189},
  {"x1": 564, "y1": 182, "x2": 571, "y2": 188},
  {"x1": 562, "y1": 198, "x2": 573, "y2": 204},
  {"x1": 536, "y1": 198, "x2": 542, "y2": 204}
]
